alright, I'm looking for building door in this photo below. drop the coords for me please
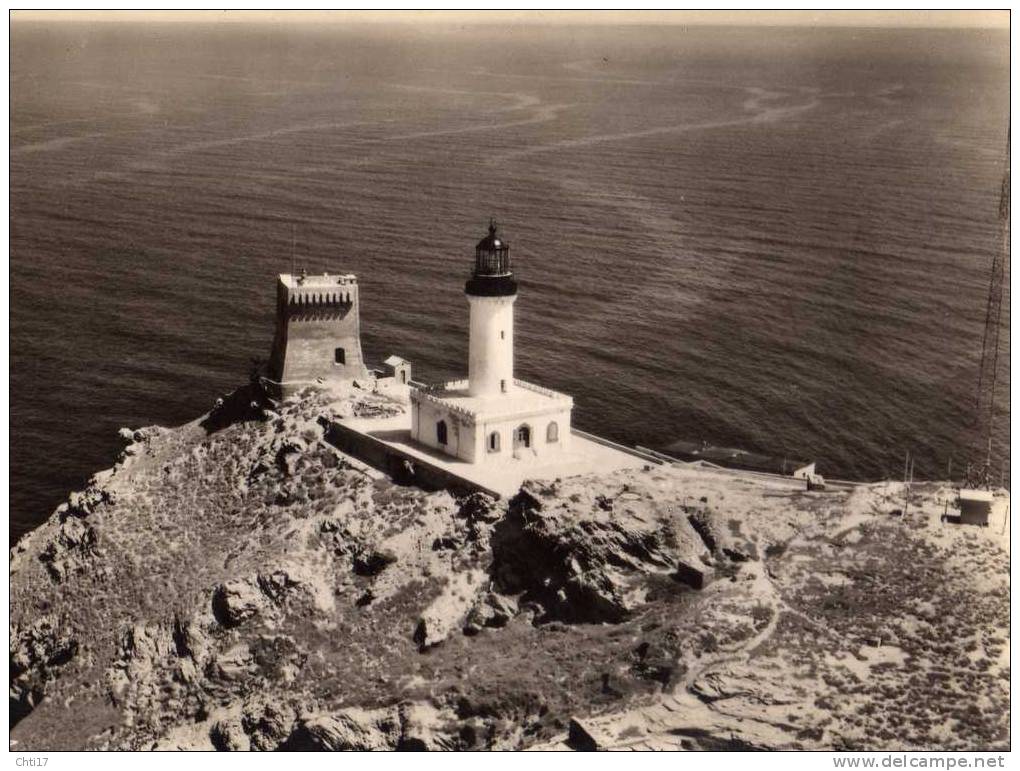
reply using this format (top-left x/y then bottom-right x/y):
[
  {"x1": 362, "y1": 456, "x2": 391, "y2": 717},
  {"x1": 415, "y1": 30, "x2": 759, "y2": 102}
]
[
  {"x1": 514, "y1": 424, "x2": 531, "y2": 449},
  {"x1": 436, "y1": 420, "x2": 448, "y2": 445}
]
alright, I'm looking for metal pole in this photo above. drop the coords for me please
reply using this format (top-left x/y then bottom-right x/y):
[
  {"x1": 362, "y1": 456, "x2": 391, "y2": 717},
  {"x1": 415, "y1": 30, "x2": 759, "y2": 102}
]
[
  {"x1": 905, "y1": 457, "x2": 915, "y2": 517},
  {"x1": 903, "y1": 450, "x2": 910, "y2": 516}
]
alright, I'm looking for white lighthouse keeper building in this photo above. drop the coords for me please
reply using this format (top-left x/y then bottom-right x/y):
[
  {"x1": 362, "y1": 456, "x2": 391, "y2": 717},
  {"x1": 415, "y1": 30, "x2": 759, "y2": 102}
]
[{"x1": 409, "y1": 221, "x2": 573, "y2": 464}]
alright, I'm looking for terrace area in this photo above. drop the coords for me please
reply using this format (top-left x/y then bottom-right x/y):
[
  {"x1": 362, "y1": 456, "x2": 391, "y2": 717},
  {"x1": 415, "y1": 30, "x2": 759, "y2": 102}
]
[{"x1": 330, "y1": 408, "x2": 655, "y2": 498}]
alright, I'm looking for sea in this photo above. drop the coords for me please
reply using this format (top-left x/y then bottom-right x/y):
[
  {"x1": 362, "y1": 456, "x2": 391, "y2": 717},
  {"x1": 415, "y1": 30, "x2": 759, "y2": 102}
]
[{"x1": 10, "y1": 21, "x2": 1010, "y2": 541}]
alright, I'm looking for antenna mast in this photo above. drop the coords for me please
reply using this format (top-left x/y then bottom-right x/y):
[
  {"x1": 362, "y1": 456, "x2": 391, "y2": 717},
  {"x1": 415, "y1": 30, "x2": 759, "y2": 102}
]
[{"x1": 972, "y1": 126, "x2": 1009, "y2": 487}]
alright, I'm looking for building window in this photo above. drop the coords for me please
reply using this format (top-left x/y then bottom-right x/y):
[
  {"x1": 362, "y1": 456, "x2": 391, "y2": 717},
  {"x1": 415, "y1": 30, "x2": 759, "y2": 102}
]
[
  {"x1": 334, "y1": 347, "x2": 346, "y2": 365},
  {"x1": 515, "y1": 424, "x2": 531, "y2": 449},
  {"x1": 436, "y1": 420, "x2": 448, "y2": 445},
  {"x1": 488, "y1": 431, "x2": 500, "y2": 453},
  {"x1": 501, "y1": 379, "x2": 507, "y2": 393},
  {"x1": 546, "y1": 422, "x2": 559, "y2": 443},
  {"x1": 501, "y1": 330, "x2": 505, "y2": 339}
]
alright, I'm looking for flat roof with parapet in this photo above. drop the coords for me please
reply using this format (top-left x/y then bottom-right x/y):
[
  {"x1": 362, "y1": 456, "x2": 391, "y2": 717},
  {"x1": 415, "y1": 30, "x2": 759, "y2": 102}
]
[
  {"x1": 410, "y1": 378, "x2": 572, "y2": 423},
  {"x1": 279, "y1": 272, "x2": 358, "y2": 288}
]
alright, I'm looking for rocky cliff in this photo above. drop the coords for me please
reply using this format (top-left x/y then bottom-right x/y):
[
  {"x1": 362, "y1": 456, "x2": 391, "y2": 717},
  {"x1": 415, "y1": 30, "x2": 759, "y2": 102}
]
[{"x1": 9, "y1": 384, "x2": 1010, "y2": 750}]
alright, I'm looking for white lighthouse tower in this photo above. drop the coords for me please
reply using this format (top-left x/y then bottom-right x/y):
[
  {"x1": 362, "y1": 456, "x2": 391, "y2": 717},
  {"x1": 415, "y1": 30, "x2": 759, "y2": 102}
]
[{"x1": 467, "y1": 221, "x2": 517, "y2": 396}]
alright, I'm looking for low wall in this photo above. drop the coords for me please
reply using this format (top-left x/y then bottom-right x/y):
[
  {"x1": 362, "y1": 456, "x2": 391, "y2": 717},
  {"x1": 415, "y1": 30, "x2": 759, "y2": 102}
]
[
  {"x1": 324, "y1": 421, "x2": 501, "y2": 499},
  {"x1": 636, "y1": 445, "x2": 872, "y2": 490},
  {"x1": 573, "y1": 430, "x2": 663, "y2": 464}
]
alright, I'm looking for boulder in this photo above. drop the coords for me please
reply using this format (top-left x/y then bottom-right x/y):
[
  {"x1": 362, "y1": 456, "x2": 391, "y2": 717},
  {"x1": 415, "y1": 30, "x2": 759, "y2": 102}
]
[
  {"x1": 687, "y1": 508, "x2": 756, "y2": 563},
  {"x1": 241, "y1": 697, "x2": 299, "y2": 751},
  {"x1": 212, "y1": 580, "x2": 265, "y2": 627},
  {"x1": 275, "y1": 439, "x2": 307, "y2": 477},
  {"x1": 464, "y1": 592, "x2": 517, "y2": 634},
  {"x1": 284, "y1": 707, "x2": 401, "y2": 750},
  {"x1": 397, "y1": 701, "x2": 455, "y2": 750},
  {"x1": 210, "y1": 718, "x2": 250, "y2": 752},
  {"x1": 172, "y1": 614, "x2": 211, "y2": 664},
  {"x1": 207, "y1": 644, "x2": 255, "y2": 682},
  {"x1": 256, "y1": 569, "x2": 299, "y2": 603},
  {"x1": 458, "y1": 493, "x2": 502, "y2": 525},
  {"x1": 248, "y1": 634, "x2": 306, "y2": 682},
  {"x1": 353, "y1": 547, "x2": 398, "y2": 577}
]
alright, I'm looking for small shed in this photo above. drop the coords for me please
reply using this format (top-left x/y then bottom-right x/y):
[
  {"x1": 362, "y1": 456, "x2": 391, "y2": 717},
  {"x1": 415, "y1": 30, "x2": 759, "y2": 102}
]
[
  {"x1": 381, "y1": 355, "x2": 412, "y2": 385},
  {"x1": 958, "y1": 489, "x2": 993, "y2": 526}
]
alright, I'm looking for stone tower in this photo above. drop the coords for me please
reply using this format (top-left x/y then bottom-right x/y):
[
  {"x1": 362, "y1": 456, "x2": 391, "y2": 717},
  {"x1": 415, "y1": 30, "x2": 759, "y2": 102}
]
[
  {"x1": 466, "y1": 221, "x2": 518, "y2": 397},
  {"x1": 267, "y1": 271, "x2": 369, "y2": 397}
]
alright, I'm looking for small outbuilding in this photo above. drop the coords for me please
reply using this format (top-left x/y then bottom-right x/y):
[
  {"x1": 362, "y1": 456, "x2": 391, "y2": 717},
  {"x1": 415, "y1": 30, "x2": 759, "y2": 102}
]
[
  {"x1": 381, "y1": 355, "x2": 412, "y2": 385},
  {"x1": 958, "y1": 489, "x2": 993, "y2": 526}
]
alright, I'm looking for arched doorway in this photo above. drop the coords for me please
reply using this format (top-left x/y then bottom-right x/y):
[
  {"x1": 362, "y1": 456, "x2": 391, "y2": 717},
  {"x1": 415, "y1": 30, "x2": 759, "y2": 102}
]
[
  {"x1": 436, "y1": 420, "x2": 448, "y2": 445},
  {"x1": 514, "y1": 424, "x2": 531, "y2": 450}
]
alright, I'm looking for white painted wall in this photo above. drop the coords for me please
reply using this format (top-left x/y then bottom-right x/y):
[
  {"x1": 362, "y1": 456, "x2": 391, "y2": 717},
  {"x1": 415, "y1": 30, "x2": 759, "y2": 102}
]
[
  {"x1": 410, "y1": 398, "x2": 476, "y2": 463},
  {"x1": 467, "y1": 295, "x2": 516, "y2": 397},
  {"x1": 411, "y1": 393, "x2": 572, "y2": 467},
  {"x1": 477, "y1": 406, "x2": 572, "y2": 464}
]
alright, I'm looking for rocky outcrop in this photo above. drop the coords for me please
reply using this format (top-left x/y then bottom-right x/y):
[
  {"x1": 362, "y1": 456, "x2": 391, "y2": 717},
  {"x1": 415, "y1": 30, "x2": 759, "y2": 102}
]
[
  {"x1": 239, "y1": 696, "x2": 299, "y2": 751},
  {"x1": 283, "y1": 702, "x2": 456, "y2": 751},
  {"x1": 414, "y1": 570, "x2": 489, "y2": 650},
  {"x1": 463, "y1": 592, "x2": 516, "y2": 635},
  {"x1": 10, "y1": 618, "x2": 79, "y2": 724},
  {"x1": 490, "y1": 481, "x2": 714, "y2": 623},
  {"x1": 212, "y1": 564, "x2": 335, "y2": 628},
  {"x1": 284, "y1": 707, "x2": 401, "y2": 750},
  {"x1": 199, "y1": 384, "x2": 270, "y2": 434},
  {"x1": 57, "y1": 479, "x2": 117, "y2": 522},
  {"x1": 210, "y1": 718, "x2": 251, "y2": 752},
  {"x1": 687, "y1": 506, "x2": 757, "y2": 563},
  {"x1": 212, "y1": 580, "x2": 265, "y2": 627},
  {"x1": 38, "y1": 516, "x2": 100, "y2": 583},
  {"x1": 275, "y1": 439, "x2": 307, "y2": 477},
  {"x1": 117, "y1": 426, "x2": 168, "y2": 462},
  {"x1": 352, "y1": 546, "x2": 398, "y2": 577}
]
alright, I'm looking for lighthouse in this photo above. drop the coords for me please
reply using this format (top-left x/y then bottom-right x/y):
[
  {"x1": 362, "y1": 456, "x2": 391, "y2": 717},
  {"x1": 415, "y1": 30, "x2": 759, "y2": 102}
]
[
  {"x1": 328, "y1": 219, "x2": 651, "y2": 494},
  {"x1": 408, "y1": 221, "x2": 574, "y2": 465},
  {"x1": 467, "y1": 221, "x2": 517, "y2": 397}
]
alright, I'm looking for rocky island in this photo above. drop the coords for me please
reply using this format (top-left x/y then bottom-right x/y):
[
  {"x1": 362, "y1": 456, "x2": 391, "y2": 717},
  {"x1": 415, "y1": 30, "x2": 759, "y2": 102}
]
[{"x1": 9, "y1": 380, "x2": 1010, "y2": 751}]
